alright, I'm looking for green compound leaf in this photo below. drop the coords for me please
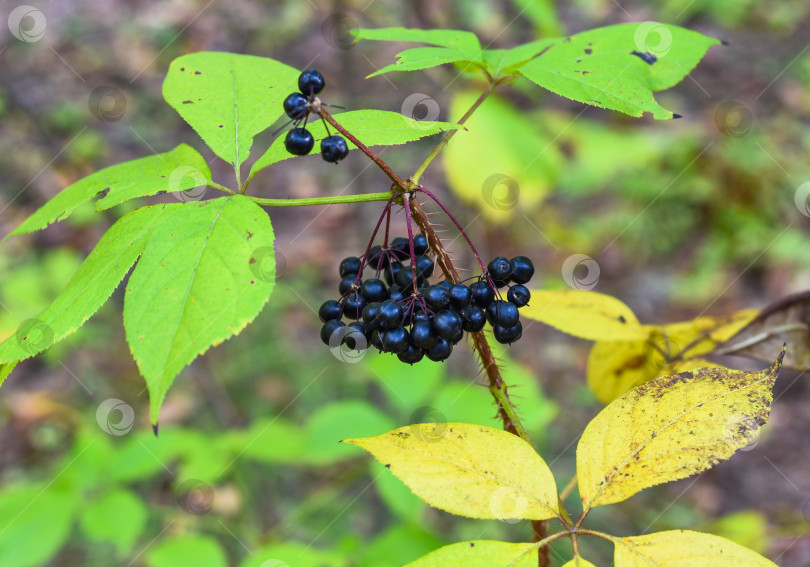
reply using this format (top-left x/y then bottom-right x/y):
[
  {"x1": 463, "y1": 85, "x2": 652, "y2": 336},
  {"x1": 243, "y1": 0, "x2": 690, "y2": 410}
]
[
  {"x1": 354, "y1": 27, "x2": 483, "y2": 77},
  {"x1": 123, "y1": 195, "x2": 275, "y2": 424},
  {"x1": 0, "y1": 204, "x2": 172, "y2": 368},
  {"x1": 6, "y1": 145, "x2": 210, "y2": 239},
  {"x1": 249, "y1": 109, "x2": 458, "y2": 179},
  {"x1": 406, "y1": 540, "x2": 539, "y2": 567},
  {"x1": 518, "y1": 23, "x2": 721, "y2": 119},
  {"x1": 163, "y1": 52, "x2": 299, "y2": 168}
]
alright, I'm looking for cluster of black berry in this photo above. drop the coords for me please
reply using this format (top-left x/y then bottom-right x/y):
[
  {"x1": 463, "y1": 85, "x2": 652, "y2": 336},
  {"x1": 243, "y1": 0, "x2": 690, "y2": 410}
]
[
  {"x1": 318, "y1": 236, "x2": 535, "y2": 364},
  {"x1": 282, "y1": 69, "x2": 349, "y2": 163}
]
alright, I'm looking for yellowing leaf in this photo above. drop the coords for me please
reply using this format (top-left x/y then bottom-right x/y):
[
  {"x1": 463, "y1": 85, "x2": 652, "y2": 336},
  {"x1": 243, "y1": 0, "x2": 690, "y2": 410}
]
[
  {"x1": 577, "y1": 351, "x2": 784, "y2": 510},
  {"x1": 614, "y1": 530, "x2": 777, "y2": 566},
  {"x1": 587, "y1": 309, "x2": 760, "y2": 404},
  {"x1": 344, "y1": 423, "x2": 558, "y2": 521},
  {"x1": 405, "y1": 541, "x2": 538, "y2": 566},
  {"x1": 522, "y1": 290, "x2": 648, "y2": 341},
  {"x1": 562, "y1": 557, "x2": 598, "y2": 567}
]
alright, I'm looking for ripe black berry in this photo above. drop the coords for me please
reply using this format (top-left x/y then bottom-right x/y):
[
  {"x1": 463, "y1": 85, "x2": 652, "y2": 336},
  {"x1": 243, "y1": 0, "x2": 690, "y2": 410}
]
[
  {"x1": 396, "y1": 266, "x2": 423, "y2": 289},
  {"x1": 298, "y1": 69, "x2": 325, "y2": 96},
  {"x1": 377, "y1": 300, "x2": 404, "y2": 329},
  {"x1": 413, "y1": 234, "x2": 429, "y2": 256},
  {"x1": 339, "y1": 275, "x2": 358, "y2": 295},
  {"x1": 432, "y1": 310, "x2": 462, "y2": 340},
  {"x1": 424, "y1": 285, "x2": 450, "y2": 311},
  {"x1": 362, "y1": 302, "x2": 382, "y2": 330},
  {"x1": 449, "y1": 284, "x2": 471, "y2": 309},
  {"x1": 343, "y1": 293, "x2": 366, "y2": 319},
  {"x1": 321, "y1": 135, "x2": 349, "y2": 163},
  {"x1": 320, "y1": 319, "x2": 345, "y2": 345},
  {"x1": 493, "y1": 321, "x2": 523, "y2": 344},
  {"x1": 339, "y1": 256, "x2": 362, "y2": 278},
  {"x1": 284, "y1": 128, "x2": 315, "y2": 156},
  {"x1": 387, "y1": 285, "x2": 406, "y2": 303},
  {"x1": 390, "y1": 237, "x2": 409, "y2": 258},
  {"x1": 486, "y1": 300, "x2": 520, "y2": 327},
  {"x1": 318, "y1": 299, "x2": 342, "y2": 322},
  {"x1": 436, "y1": 280, "x2": 453, "y2": 292},
  {"x1": 360, "y1": 278, "x2": 387, "y2": 302},
  {"x1": 381, "y1": 326, "x2": 409, "y2": 353},
  {"x1": 470, "y1": 280, "x2": 495, "y2": 308},
  {"x1": 344, "y1": 322, "x2": 368, "y2": 349},
  {"x1": 488, "y1": 256, "x2": 513, "y2": 282},
  {"x1": 283, "y1": 92, "x2": 309, "y2": 120},
  {"x1": 509, "y1": 256, "x2": 535, "y2": 284},
  {"x1": 398, "y1": 345, "x2": 424, "y2": 365},
  {"x1": 426, "y1": 337, "x2": 453, "y2": 362},
  {"x1": 384, "y1": 262, "x2": 402, "y2": 286},
  {"x1": 460, "y1": 305, "x2": 486, "y2": 332},
  {"x1": 507, "y1": 284, "x2": 531, "y2": 307},
  {"x1": 414, "y1": 255, "x2": 434, "y2": 278},
  {"x1": 410, "y1": 320, "x2": 438, "y2": 350}
]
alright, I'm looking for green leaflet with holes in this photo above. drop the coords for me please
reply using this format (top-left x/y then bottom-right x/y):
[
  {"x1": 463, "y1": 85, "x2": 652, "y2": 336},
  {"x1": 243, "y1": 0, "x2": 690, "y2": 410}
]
[
  {"x1": 162, "y1": 52, "x2": 299, "y2": 168},
  {"x1": 5, "y1": 144, "x2": 210, "y2": 239},
  {"x1": 0, "y1": 204, "x2": 172, "y2": 371},
  {"x1": 122, "y1": 195, "x2": 275, "y2": 424},
  {"x1": 518, "y1": 23, "x2": 721, "y2": 119},
  {"x1": 249, "y1": 110, "x2": 459, "y2": 180}
]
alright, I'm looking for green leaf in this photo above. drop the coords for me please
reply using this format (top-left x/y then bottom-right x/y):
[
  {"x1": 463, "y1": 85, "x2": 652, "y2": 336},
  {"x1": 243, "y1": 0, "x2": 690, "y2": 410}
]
[
  {"x1": 354, "y1": 28, "x2": 483, "y2": 77},
  {"x1": 249, "y1": 110, "x2": 458, "y2": 180},
  {"x1": 0, "y1": 484, "x2": 78, "y2": 567},
  {"x1": 345, "y1": 423, "x2": 558, "y2": 521},
  {"x1": 443, "y1": 92, "x2": 561, "y2": 223},
  {"x1": 163, "y1": 52, "x2": 299, "y2": 167},
  {"x1": 123, "y1": 195, "x2": 275, "y2": 424},
  {"x1": 302, "y1": 401, "x2": 395, "y2": 465},
  {"x1": 0, "y1": 204, "x2": 173, "y2": 365},
  {"x1": 6, "y1": 145, "x2": 210, "y2": 238},
  {"x1": 240, "y1": 542, "x2": 347, "y2": 567},
  {"x1": 146, "y1": 535, "x2": 227, "y2": 567},
  {"x1": 518, "y1": 23, "x2": 720, "y2": 119},
  {"x1": 481, "y1": 39, "x2": 556, "y2": 75},
  {"x1": 80, "y1": 489, "x2": 148, "y2": 556},
  {"x1": 361, "y1": 524, "x2": 444, "y2": 567},
  {"x1": 236, "y1": 417, "x2": 305, "y2": 464},
  {"x1": 406, "y1": 540, "x2": 539, "y2": 566}
]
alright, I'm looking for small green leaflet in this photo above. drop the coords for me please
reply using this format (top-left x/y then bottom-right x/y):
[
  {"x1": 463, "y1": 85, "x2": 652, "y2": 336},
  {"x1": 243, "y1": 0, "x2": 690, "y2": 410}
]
[
  {"x1": 249, "y1": 109, "x2": 459, "y2": 179},
  {"x1": 162, "y1": 52, "x2": 299, "y2": 168},
  {"x1": 123, "y1": 195, "x2": 275, "y2": 424},
  {"x1": 6, "y1": 144, "x2": 210, "y2": 239},
  {"x1": 518, "y1": 23, "x2": 721, "y2": 119},
  {"x1": 0, "y1": 204, "x2": 173, "y2": 370}
]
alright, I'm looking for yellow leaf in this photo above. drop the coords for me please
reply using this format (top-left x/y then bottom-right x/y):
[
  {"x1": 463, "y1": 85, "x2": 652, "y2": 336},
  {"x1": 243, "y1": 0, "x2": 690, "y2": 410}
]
[
  {"x1": 614, "y1": 530, "x2": 777, "y2": 566},
  {"x1": 522, "y1": 290, "x2": 648, "y2": 341},
  {"x1": 562, "y1": 556, "x2": 598, "y2": 567},
  {"x1": 405, "y1": 540, "x2": 538, "y2": 566},
  {"x1": 344, "y1": 423, "x2": 558, "y2": 521},
  {"x1": 587, "y1": 309, "x2": 760, "y2": 404},
  {"x1": 577, "y1": 351, "x2": 784, "y2": 510}
]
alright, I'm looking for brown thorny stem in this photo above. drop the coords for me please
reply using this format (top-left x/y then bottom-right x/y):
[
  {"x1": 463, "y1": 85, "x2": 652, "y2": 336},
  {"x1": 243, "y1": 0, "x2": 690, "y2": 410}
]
[{"x1": 319, "y1": 89, "x2": 552, "y2": 566}]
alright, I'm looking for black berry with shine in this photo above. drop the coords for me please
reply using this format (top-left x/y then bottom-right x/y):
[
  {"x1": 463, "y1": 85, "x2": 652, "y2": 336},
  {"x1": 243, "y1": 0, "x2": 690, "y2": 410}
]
[
  {"x1": 432, "y1": 310, "x2": 462, "y2": 340},
  {"x1": 460, "y1": 305, "x2": 486, "y2": 332},
  {"x1": 410, "y1": 320, "x2": 438, "y2": 350},
  {"x1": 413, "y1": 234, "x2": 429, "y2": 256},
  {"x1": 488, "y1": 256, "x2": 512, "y2": 282},
  {"x1": 509, "y1": 256, "x2": 535, "y2": 284},
  {"x1": 493, "y1": 321, "x2": 523, "y2": 344},
  {"x1": 507, "y1": 284, "x2": 531, "y2": 307},
  {"x1": 318, "y1": 299, "x2": 342, "y2": 322},
  {"x1": 362, "y1": 302, "x2": 382, "y2": 331},
  {"x1": 283, "y1": 92, "x2": 308, "y2": 120},
  {"x1": 344, "y1": 322, "x2": 368, "y2": 349},
  {"x1": 343, "y1": 293, "x2": 366, "y2": 319},
  {"x1": 470, "y1": 280, "x2": 495, "y2": 308},
  {"x1": 338, "y1": 275, "x2": 358, "y2": 295},
  {"x1": 381, "y1": 326, "x2": 409, "y2": 354},
  {"x1": 298, "y1": 69, "x2": 325, "y2": 96},
  {"x1": 414, "y1": 255, "x2": 434, "y2": 278},
  {"x1": 387, "y1": 285, "x2": 406, "y2": 303},
  {"x1": 424, "y1": 285, "x2": 450, "y2": 311},
  {"x1": 397, "y1": 345, "x2": 424, "y2": 365},
  {"x1": 377, "y1": 300, "x2": 404, "y2": 330},
  {"x1": 426, "y1": 337, "x2": 453, "y2": 362},
  {"x1": 487, "y1": 300, "x2": 520, "y2": 327},
  {"x1": 339, "y1": 256, "x2": 362, "y2": 278},
  {"x1": 368, "y1": 245, "x2": 388, "y2": 269},
  {"x1": 449, "y1": 284, "x2": 471, "y2": 309},
  {"x1": 384, "y1": 262, "x2": 402, "y2": 286},
  {"x1": 284, "y1": 128, "x2": 314, "y2": 156},
  {"x1": 320, "y1": 319, "x2": 345, "y2": 345},
  {"x1": 321, "y1": 135, "x2": 349, "y2": 163},
  {"x1": 360, "y1": 278, "x2": 387, "y2": 302}
]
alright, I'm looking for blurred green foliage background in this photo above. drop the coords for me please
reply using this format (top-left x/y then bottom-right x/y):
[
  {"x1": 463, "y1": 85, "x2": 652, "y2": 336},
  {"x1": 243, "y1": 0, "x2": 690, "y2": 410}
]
[{"x1": 1, "y1": 0, "x2": 809, "y2": 565}]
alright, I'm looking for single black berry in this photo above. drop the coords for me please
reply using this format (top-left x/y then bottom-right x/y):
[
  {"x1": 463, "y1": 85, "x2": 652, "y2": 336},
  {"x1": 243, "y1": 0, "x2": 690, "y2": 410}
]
[
  {"x1": 368, "y1": 245, "x2": 388, "y2": 269},
  {"x1": 507, "y1": 284, "x2": 531, "y2": 308},
  {"x1": 284, "y1": 128, "x2": 315, "y2": 156},
  {"x1": 362, "y1": 302, "x2": 382, "y2": 331},
  {"x1": 424, "y1": 285, "x2": 451, "y2": 311},
  {"x1": 318, "y1": 299, "x2": 342, "y2": 322},
  {"x1": 488, "y1": 256, "x2": 512, "y2": 282},
  {"x1": 426, "y1": 337, "x2": 453, "y2": 362},
  {"x1": 413, "y1": 234, "x2": 429, "y2": 256},
  {"x1": 321, "y1": 135, "x2": 349, "y2": 163},
  {"x1": 411, "y1": 310, "x2": 430, "y2": 324},
  {"x1": 414, "y1": 255, "x2": 434, "y2": 278},
  {"x1": 298, "y1": 69, "x2": 325, "y2": 96},
  {"x1": 396, "y1": 266, "x2": 423, "y2": 290},
  {"x1": 384, "y1": 262, "x2": 402, "y2": 286},
  {"x1": 343, "y1": 293, "x2": 366, "y2": 319},
  {"x1": 370, "y1": 329, "x2": 384, "y2": 350},
  {"x1": 387, "y1": 285, "x2": 406, "y2": 303},
  {"x1": 486, "y1": 300, "x2": 520, "y2": 327},
  {"x1": 436, "y1": 280, "x2": 453, "y2": 292},
  {"x1": 449, "y1": 284, "x2": 471, "y2": 310},
  {"x1": 390, "y1": 237, "x2": 409, "y2": 258},
  {"x1": 432, "y1": 310, "x2": 462, "y2": 340},
  {"x1": 339, "y1": 256, "x2": 362, "y2": 278},
  {"x1": 410, "y1": 320, "x2": 438, "y2": 350},
  {"x1": 339, "y1": 275, "x2": 358, "y2": 295},
  {"x1": 493, "y1": 321, "x2": 523, "y2": 344},
  {"x1": 377, "y1": 299, "x2": 404, "y2": 330},
  {"x1": 381, "y1": 326, "x2": 409, "y2": 354},
  {"x1": 460, "y1": 305, "x2": 486, "y2": 332},
  {"x1": 344, "y1": 322, "x2": 369, "y2": 349},
  {"x1": 509, "y1": 256, "x2": 535, "y2": 284},
  {"x1": 397, "y1": 344, "x2": 424, "y2": 365},
  {"x1": 283, "y1": 92, "x2": 308, "y2": 120},
  {"x1": 361, "y1": 278, "x2": 387, "y2": 302},
  {"x1": 470, "y1": 280, "x2": 495, "y2": 308},
  {"x1": 320, "y1": 319, "x2": 345, "y2": 345}
]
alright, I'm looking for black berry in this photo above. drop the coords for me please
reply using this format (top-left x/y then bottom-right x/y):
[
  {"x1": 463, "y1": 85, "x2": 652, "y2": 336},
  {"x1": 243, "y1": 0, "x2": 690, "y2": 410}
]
[
  {"x1": 470, "y1": 280, "x2": 495, "y2": 308},
  {"x1": 344, "y1": 322, "x2": 368, "y2": 349},
  {"x1": 424, "y1": 285, "x2": 451, "y2": 311},
  {"x1": 339, "y1": 275, "x2": 358, "y2": 295},
  {"x1": 387, "y1": 285, "x2": 406, "y2": 303},
  {"x1": 509, "y1": 256, "x2": 535, "y2": 284},
  {"x1": 381, "y1": 326, "x2": 409, "y2": 353},
  {"x1": 321, "y1": 135, "x2": 349, "y2": 163},
  {"x1": 320, "y1": 319, "x2": 345, "y2": 346},
  {"x1": 397, "y1": 345, "x2": 424, "y2": 365},
  {"x1": 362, "y1": 302, "x2": 382, "y2": 331},
  {"x1": 283, "y1": 92, "x2": 308, "y2": 120},
  {"x1": 507, "y1": 285, "x2": 531, "y2": 308},
  {"x1": 368, "y1": 245, "x2": 388, "y2": 269},
  {"x1": 284, "y1": 128, "x2": 314, "y2": 156},
  {"x1": 410, "y1": 320, "x2": 438, "y2": 350},
  {"x1": 413, "y1": 234, "x2": 429, "y2": 256},
  {"x1": 339, "y1": 256, "x2": 362, "y2": 278},
  {"x1": 486, "y1": 300, "x2": 520, "y2": 327},
  {"x1": 360, "y1": 278, "x2": 387, "y2": 302},
  {"x1": 432, "y1": 310, "x2": 462, "y2": 340},
  {"x1": 414, "y1": 255, "x2": 434, "y2": 278},
  {"x1": 318, "y1": 299, "x2": 342, "y2": 322},
  {"x1": 488, "y1": 256, "x2": 512, "y2": 282},
  {"x1": 426, "y1": 337, "x2": 453, "y2": 362},
  {"x1": 449, "y1": 284, "x2": 471, "y2": 310},
  {"x1": 384, "y1": 262, "x2": 402, "y2": 286},
  {"x1": 460, "y1": 305, "x2": 486, "y2": 332},
  {"x1": 377, "y1": 300, "x2": 404, "y2": 330},
  {"x1": 493, "y1": 321, "x2": 523, "y2": 344},
  {"x1": 298, "y1": 69, "x2": 325, "y2": 96},
  {"x1": 343, "y1": 293, "x2": 366, "y2": 319}
]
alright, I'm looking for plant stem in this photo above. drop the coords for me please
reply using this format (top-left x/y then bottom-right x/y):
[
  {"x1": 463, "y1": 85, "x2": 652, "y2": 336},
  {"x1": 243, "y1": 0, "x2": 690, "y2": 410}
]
[
  {"x1": 411, "y1": 80, "x2": 499, "y2": 185},
  {"x1": 248, "y1": 192, "x2": 393, "y2": 207},
  {"x1": 317, "y1": 108, "x2": 409, "y2": 191},
  {"x1": 206, "y1": 182, "x2": 237, "y2": 195}
]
